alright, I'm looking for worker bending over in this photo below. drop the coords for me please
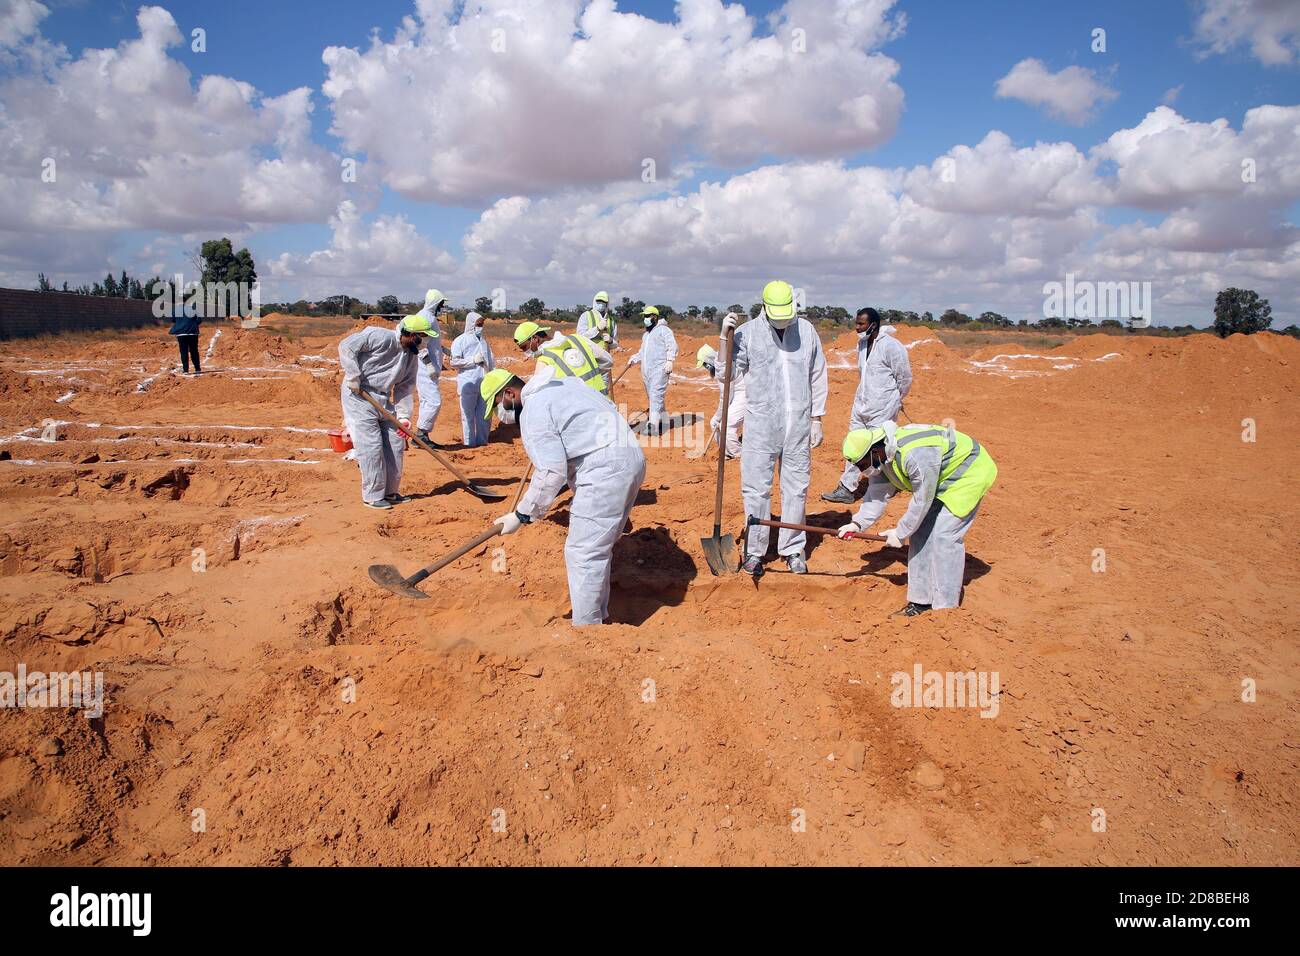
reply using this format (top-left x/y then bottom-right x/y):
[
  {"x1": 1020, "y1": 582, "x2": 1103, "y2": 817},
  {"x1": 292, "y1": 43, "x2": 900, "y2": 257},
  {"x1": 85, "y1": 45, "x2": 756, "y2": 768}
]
[
  {"x1": 696, "y1": 342, "x2": 745, "y2": 459},
  {"x1": 338, "y1": 316, "x2": 430, "y2": 510},
  {"x1": 725, "y1": 281, "x2": 828, "y2": 576},
  {"x1": 837, "y1": 423, "x2": 997, "y2": 616},
  {"x1": 629, "y1": 306, "x2": 677, "y2": 434},
  {"x1": 513, "y1": 320, "x2": 612, "y2": 399},
  {"x1": 481, "y1": 371, "x2": 646, "y2": 626},
  {"x1": 449, "y1": 311, "x2": 495, "y2": 447},
  {"x1": 823, "y1": 307, "x2": 912, "y2": 503}
]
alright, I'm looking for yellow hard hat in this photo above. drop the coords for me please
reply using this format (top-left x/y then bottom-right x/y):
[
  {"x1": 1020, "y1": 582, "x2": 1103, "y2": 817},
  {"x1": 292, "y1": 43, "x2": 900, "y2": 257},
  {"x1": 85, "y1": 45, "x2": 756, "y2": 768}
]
[
  {"x1": 762, "y1": 280, "x2": 795, "y2": 321},
  {"x1": 641, "y1": 305, "x2": 659, "y2": 317},
  {"x1": 594, "y1": 291, "x2": 609, "y2": 303},
  {"x1": 695, "y1": 344, "x2": 717, "y2": 368},
  {"x1": 842, "y1": 427, "x2": 887, "y2": 464},
  {"x1": 425, "y1": 289, "x2": 445, "y2": 309},
  {"x1": 480, "y1": 368, "x2": 517, "y2": 419},
  {"x1": 513, "y1": 320, "x2": 551, "y2": 345},
  {"x1": 400, "y1": 314, "x2": 436, "y2": 336}
]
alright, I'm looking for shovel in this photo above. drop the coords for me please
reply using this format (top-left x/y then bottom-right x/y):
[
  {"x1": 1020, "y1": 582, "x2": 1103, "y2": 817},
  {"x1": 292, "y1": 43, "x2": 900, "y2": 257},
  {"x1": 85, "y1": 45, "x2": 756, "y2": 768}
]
[
  {"x1": 685, "y1": 426, "x2": 717, "y2": 460},
  {"x1": 371, "y1": 460, "x2": 532, "y2": 599},
  {"x1": 700, "y1": 326, "x2": 738, "y2": 575},
  {"x1": 369, "y1": 525, "x2": 503, "y2": 599},
  {"x1": 353, "y1": 387, "x2": 506, "y2": 501},
  {"x1": 746, "y1": 516, "x2": 889, "y2": 542}
]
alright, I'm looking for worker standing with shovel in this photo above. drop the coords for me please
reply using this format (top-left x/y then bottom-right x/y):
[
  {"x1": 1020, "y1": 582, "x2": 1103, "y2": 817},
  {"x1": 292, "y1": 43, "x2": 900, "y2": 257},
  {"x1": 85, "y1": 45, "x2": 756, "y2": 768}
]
[
  {"x1": 836, "y1": 423, "x2": 997, "y2": 616},
  {"x1": 481, "y1": 370, "x2": 646, "y2": 626},
  {"x1": 338, "y1": 315, "x2": 429, "y2": 510}
]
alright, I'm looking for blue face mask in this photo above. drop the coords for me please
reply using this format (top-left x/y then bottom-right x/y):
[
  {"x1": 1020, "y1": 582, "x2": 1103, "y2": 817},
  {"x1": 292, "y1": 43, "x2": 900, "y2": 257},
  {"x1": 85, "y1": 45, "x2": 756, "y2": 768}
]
[{"x1": 473, "y1": 327, "x2": 483, "y2": 338}]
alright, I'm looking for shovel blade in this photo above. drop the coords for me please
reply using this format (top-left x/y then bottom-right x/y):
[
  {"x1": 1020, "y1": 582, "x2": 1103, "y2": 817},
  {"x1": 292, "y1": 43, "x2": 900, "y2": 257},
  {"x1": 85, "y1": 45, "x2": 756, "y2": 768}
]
[
  {"x1": 368, "y1": 564, "x2": 430, "y2": 600},
  {"x1": 700, "y1": 534, "x2": 738, "y2": 576},
  {"x1": 466, "y1": 483, "x2": 507, "y2": 502}
]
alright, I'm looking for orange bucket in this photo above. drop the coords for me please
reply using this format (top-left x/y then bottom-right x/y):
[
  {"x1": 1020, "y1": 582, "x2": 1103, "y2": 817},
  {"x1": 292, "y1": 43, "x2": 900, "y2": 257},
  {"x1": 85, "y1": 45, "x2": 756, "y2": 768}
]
[{"x1": 327, "y1": 429, "x2": 353, "y2": 453}]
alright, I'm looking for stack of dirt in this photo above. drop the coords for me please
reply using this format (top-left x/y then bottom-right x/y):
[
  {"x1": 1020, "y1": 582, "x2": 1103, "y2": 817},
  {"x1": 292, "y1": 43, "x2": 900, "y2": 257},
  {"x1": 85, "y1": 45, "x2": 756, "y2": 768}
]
[{"x1": 0, "y1": 369, "x2": 75, "y2": 425}]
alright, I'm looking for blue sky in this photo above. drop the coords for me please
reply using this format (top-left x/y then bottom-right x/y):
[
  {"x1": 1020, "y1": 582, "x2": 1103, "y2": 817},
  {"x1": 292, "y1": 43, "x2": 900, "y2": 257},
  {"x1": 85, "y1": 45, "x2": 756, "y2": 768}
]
[{"x1": 4, "y1": 0, "x2": 1298, "y2": 324}]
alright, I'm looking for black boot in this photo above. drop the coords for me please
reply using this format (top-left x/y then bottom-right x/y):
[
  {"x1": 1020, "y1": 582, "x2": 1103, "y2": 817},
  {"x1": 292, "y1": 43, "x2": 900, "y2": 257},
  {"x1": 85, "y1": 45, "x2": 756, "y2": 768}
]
[
  {"x1": 890, "y1": 602, "x2": 931, "y2": 618},
  {"x1": 820, "y1": 482, "x2": 856, "y2": 504}
]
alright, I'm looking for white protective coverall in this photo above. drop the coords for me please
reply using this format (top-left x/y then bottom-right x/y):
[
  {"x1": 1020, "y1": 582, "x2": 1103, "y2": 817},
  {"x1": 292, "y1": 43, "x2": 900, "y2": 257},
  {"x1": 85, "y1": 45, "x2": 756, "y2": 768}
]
[
  {"x1": 731, "y1": 317, "x2": 828, "y2": 559},
  {"x1": 520, "y1": 331, "x2": 614, "y2": 401},
  {"x1": 839, "y1": 325, "x2": 912, "y2": 489},
  {"x1": 851, "y1": 435, "x2": 976, "y2": 609},
  {"x1": 449, "y1": 314, "x2": 495, "y2": 446},
  {"x1": 709, "y1": 344, "x2": 747, "y2": 458},
  {"x1": 414, "y1": 293, "x2": 445, "y2": 434},
  {"x1": 338, "y1": 325, "x2": 419, "y2": 503},
  {"x1": 633, "y1": 319, "x2": 678, "y2": 430},
  {"x1": 516, "y1": 378, "x2": 647, "y2": 626},
  {"x1": 576, "y1": 296, "x2": 618, "y2": 389}
]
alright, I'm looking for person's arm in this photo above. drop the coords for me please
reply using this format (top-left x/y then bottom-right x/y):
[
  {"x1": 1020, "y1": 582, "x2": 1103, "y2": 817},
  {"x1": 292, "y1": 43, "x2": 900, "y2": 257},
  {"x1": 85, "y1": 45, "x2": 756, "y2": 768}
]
[
  {"x1": 730, "y1": 322, "x2": 749, "y2": 378},
  {"x1": 664, "y1": 328, "x2": 678, "y2": 364},
  {"x1": 338, "y1": 333, "x2": 367, "y2": 390},
  {"x1": 890, "y1": 338, "x2": 913, "y2": 399},
  {"x1": 850, "y1": 474, "x2": 896, "y2": 529},
  {"x1": 809, "y1": 332, "x2": 828, "y2": 419},
  {"x1": 591, "y1": 340, "x2": 614, "y2": 377},
  {"x1": 576, "y1": 312, "x2": 596, "y2": 340},
  {"x1": 516, "y1": 406, "x2": 569, "y2": 518},
  {"x1": 448, "y1": 336, "x2": 475, "y2": 371},
  {"x1": 892, "y1": 448, "x2": 940, "y2": 539}
]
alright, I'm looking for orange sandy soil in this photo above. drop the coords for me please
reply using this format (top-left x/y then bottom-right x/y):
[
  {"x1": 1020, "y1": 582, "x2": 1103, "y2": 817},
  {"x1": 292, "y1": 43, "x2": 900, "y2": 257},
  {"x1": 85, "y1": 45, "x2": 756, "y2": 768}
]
[{"x1": 0, "y1": 316, "x2": 1296, "y2": 866}]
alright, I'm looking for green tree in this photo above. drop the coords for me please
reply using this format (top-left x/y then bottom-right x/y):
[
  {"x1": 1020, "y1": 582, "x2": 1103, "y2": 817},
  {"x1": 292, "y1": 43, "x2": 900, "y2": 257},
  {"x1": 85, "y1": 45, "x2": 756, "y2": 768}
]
[
  {"x1": 520, "y1": 297, "x2": 546, "y2": 317},
  {"x1": 940, "y1": 308, "x2": 970, "y2": 325},
  {"x1": 617, "y1": 296, "x2": 645, "y2": 323},
  {"x1": 475, "y1": 295, "x2": 494, "y2": 315},
  {"x1": 35, "y1": 273, "x2": 53, "y2": 292},
  {"x1": 1212, "y1": 288, "x2": 1272, "y2": 337},
  {"x1": 726, "y1": 304, "x2": 744, "y2": 317},
  {"x1": 748, "y1": 302, "x2": 763, "y2": 318},
  {"x1": 701, "y1": 305, "x2": 718, "y2": 321},
  {"x1": 376, "y1": 295, "x2": 402, "y2": 315}
]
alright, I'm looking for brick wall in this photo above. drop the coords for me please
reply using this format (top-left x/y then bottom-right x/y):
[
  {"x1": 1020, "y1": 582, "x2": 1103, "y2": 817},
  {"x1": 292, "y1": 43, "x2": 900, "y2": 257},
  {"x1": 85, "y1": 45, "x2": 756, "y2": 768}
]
[{"x1": 0, "y1": 287, "x2": 165, "y2": 340}]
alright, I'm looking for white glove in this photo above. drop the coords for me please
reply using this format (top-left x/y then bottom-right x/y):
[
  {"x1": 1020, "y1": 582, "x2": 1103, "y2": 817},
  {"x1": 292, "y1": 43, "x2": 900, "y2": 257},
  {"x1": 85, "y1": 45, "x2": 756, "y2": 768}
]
[
  {"x1": 475, "y1": 353, "x2": 487, "y2": 366},
  {"x1": 397, "y1": 418, "x2": 412, "y2": 436},
  {"x1": 884, "y1": 528, "x2": 903, "y2": 549},
  {"x1": 722, "y1": 312, "x2": 738, "y2": 331},
  {"x1": 663, "y1": 360, "x2": 673, "y2": 374},
  {"x1": 494, "y1": 512, "x2": 523, "y2": 536},
  {"x1": 629, "y1": 354, "x2": 641, "y2": 366},
  {"x1": 837, "y1": 522, "x2": 860, "y2": 539},
  {"x1": 344, "y1": 376, "x2": 360, "y2": 392},
  {"x1": 810, "y1": 420, "x2": 823, "y2": 448},
  {"x1": 709, "y1": 415, "x2": 720, "y2": 433}
]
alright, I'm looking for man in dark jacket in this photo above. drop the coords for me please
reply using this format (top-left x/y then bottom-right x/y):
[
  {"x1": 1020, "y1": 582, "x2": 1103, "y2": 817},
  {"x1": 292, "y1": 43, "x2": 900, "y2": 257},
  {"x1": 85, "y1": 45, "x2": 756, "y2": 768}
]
[{"x1": 168, "y1": 310, "x2": 203, "y2": 375}]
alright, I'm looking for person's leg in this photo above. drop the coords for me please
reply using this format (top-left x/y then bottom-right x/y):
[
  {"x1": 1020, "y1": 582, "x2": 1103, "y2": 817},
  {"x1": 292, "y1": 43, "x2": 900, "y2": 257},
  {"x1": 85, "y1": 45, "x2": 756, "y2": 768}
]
[
  {"x1": 380, "y1": 413, "x2": 405, "y2": 499},
  {"x1": 777, "y1": 435, "x2": 811, "y2": 557},
  {"x1": 929, "y1": 503, "x2": 978, "y2": 609},
  {"x1": 740, "y1": 446, "x2": 777, "y2": 559},
  {"x1": 905, "y1": 501, "x2": 944, "y2": 606},
  {"x1": 347, "y1": 401, "x2": 387, "y2": 503},
  {"x1": 177, "y1": 337, "x2": 190, "y2": 373},
  {"x1": 188, "y1": 336, "x2": 201, "y2": 373},
  {"x1": 565, "y1": 445, "x2": 643, "y2": 625},
  {"x1": 416, "y1": 374, "x2": 442, "y2": 434},
  {"x1": 458, "y1": 377, "x2": 478, "y2": 445}
]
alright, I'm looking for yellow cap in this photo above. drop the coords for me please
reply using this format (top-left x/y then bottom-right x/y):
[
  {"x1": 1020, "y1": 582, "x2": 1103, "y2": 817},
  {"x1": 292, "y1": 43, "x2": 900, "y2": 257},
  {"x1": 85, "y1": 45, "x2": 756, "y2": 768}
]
[
  {"x1": 762, "y1": 280, "x2": 795, "y2": 321},
  {"x1": 400, "y1": 314, "x2": 436, "y2": 336},
  {"x1": 594, "y1": 291, "x2": 609, "y2": 303},
  {"x1": 513, "y1": 320, "x2": 551, "y2": 345},
  {"x1": 842, "y1": 427, "x2": 887, "y2": 464},
  {"x1": 641, "y1": 305, "x2": 659, "y2": 317},
  {"x1": 695, "y1": 344, "x2": 717, "y2": 367},
  {"x1": 480, "y1": 369, "x2": 516, "y2": 419}
]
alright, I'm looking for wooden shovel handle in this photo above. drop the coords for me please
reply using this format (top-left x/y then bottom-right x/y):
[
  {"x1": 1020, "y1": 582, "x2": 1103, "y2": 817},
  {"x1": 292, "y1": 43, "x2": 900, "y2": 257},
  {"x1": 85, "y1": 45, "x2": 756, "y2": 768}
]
[
  {"x1": 748, "y1": 517, "x2": 888, "y2": 541},
  {"x1": 354, "y1": 387, "x2": 475, "y2": 485}
]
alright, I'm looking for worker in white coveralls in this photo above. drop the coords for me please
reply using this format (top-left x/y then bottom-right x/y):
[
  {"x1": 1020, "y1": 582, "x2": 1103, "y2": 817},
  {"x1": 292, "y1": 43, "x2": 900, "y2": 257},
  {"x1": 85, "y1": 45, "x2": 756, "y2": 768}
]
[
  {"x1": 449, "y1": 311, "x2": 495, "y2": 447},
  {"x1": 338, "y1": 315, "x2": 431, "y2": 510},
  {"x1": 628, "y1": 306, "x2": 677, "y2": 434},
  {"x1": 696, "y1": 342, "x2": 745, "y2": 459},
  {"x1": 575, "y1": 291, "x2": 618, "y2": 390},
  {"x1": 837, "y1": 423, "x2": 997, "y2": 616},
  {"x1": 480, "y1": 370, "x2": 646, "y2": 626},
  {"x1": 723, "y1": 280, "x2": 828, "y2": 576},
  {"x1": 513, "y1": 320, "x2": 613, "y2": 400},
  {"x1": 414, "y1": 289, "x2": 450, "y2": 450},
  {"x1": 821, "y1": 307, "x2": 912, "y2": 503}
]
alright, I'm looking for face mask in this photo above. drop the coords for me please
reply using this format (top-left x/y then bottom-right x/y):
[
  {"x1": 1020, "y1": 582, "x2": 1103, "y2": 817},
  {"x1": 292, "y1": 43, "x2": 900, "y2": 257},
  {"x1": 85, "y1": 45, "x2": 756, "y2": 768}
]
[
  {"x1": 595, "y1": 302, "x2": 607, "y2": 314},
  {"x1": 523, "y1": 348, "x2": 537, "y2": 359},
  {"x1": 644, "y1": 318, "x2": 653, "y2": 329},
  {"x1": 473, "y1": 327, "x2": 483, "y2": 338},
  {"x1": 499, "y1": 407, "x2": 517, "y2": 425},
  {"x1": 768, "y1": 317, "x2": 792, "y2": 330}
]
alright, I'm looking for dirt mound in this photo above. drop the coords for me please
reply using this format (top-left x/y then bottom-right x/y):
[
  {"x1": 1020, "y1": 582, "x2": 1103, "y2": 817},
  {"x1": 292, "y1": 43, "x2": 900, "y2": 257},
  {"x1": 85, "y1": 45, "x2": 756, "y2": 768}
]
[{"x1": 0, "y1": 369, "x2": 76, "y2": 424}]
